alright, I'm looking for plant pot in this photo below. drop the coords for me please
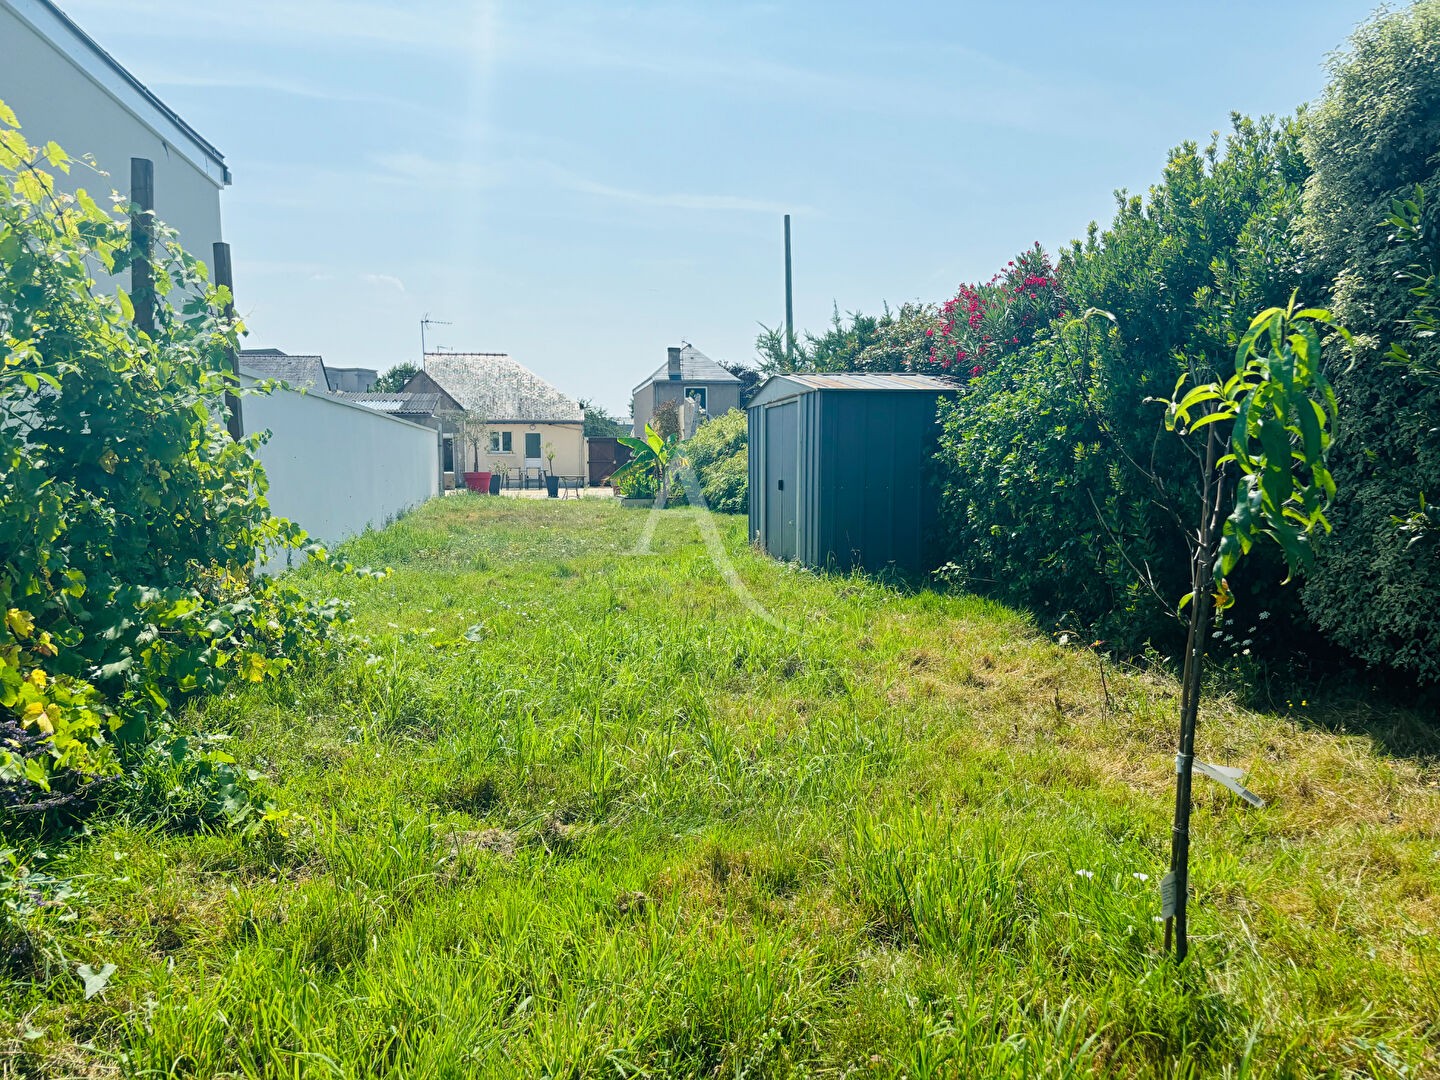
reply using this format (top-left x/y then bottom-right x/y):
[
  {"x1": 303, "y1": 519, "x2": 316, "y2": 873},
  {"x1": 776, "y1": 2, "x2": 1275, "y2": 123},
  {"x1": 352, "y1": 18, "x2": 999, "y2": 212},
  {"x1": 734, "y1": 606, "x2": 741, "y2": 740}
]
[
  {"x1": 545, "y1": 475, "x2": 560, "y2": 498},
  {"x1": 463, "y1": 471, "x2": 491, "y2": 492},
  {"x1": 488, "y1": 473, "x2": 502, "y2": 495}
]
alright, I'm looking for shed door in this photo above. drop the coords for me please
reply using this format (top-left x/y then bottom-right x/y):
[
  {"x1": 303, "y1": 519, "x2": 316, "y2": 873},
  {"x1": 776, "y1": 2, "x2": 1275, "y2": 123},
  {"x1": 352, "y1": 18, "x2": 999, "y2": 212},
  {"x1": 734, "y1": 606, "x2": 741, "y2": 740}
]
[{"x1": 764, "y1": 402, "x2": 798, "y2": 560}]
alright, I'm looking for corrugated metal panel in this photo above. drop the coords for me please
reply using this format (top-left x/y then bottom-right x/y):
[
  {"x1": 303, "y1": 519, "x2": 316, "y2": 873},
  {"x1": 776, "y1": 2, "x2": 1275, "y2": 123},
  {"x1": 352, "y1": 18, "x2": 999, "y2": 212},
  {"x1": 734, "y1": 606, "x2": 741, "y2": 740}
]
[
  {"x1": 749, "y1": 381, "x2": 958, "y2": 575},
  {"x1": 783, "y1": 373, "x2": 961, "y2": 392}
]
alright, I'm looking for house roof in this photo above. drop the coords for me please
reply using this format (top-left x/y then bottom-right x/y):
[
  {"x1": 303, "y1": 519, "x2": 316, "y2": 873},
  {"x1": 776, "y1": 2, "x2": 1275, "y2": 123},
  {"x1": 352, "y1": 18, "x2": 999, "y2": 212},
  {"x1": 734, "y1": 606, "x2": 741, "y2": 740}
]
[
  {"x1": 238, "y1": 349, "x2": 328, "y2": 391},
  {"x1": 4, "y1": 0, "x2": 230, "y2": 185},
  {"x1": 633, "y1": 345, "x2": 741, "y2": 394},
  {"x1": 332, "y1": 391, "x2": 444, "y2": 416},
  {"x1": 415, "y1": 352, "x2": 583, "y2": 423}
]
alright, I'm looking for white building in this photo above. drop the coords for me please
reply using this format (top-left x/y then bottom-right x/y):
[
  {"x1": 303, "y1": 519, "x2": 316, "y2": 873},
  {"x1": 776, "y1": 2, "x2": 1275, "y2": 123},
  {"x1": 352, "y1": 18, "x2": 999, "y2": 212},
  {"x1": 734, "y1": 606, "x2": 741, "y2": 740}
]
[{"x1": 0, "y1": 0, "x2": 227, "y2": 260}]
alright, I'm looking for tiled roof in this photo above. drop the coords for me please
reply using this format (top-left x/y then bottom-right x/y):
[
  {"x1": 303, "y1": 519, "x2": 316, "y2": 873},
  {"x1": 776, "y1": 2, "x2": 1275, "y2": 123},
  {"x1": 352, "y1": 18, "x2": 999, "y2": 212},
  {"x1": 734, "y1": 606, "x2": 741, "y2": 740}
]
[
  {"x1": 635, "y1": 345, "x2": 741, "y2": 393},
  {"x1": 332, "y1": 391, "x2": 444, "y2": 415},
  {"x1": 237, "y1": 349, "x2": 328, "y2": 390},
  {"x1": 418, "y1": 353, "x2": 583, "y2": 423}
]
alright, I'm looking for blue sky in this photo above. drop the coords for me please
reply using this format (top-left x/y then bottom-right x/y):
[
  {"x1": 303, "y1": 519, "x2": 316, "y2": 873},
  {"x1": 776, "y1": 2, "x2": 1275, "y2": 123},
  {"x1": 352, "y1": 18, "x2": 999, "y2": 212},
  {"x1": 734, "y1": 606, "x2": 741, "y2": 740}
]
[{"x1": 66, "y1": 0, "x2": 1375, "y2": 414}]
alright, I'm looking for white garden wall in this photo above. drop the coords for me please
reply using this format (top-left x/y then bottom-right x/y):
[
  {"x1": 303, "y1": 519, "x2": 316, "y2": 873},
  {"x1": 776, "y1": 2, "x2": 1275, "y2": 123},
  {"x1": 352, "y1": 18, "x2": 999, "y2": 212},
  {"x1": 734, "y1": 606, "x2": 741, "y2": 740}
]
[{"x1": 240, "y1": 372, "x2": 439, "y2": 572}]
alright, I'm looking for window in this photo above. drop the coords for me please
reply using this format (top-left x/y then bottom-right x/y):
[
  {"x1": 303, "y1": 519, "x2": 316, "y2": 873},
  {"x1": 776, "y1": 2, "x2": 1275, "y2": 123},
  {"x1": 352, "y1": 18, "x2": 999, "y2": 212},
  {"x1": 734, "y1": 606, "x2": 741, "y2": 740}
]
[
  {"x1": 488, "y1": 431, "x2": 513, "y2": 453},
  {"x1": 524, "y1": 432, "x2": 542, "y2": 459},
  {"x1": 685, "y1": 386, "x2": 707, "y2": 411}
]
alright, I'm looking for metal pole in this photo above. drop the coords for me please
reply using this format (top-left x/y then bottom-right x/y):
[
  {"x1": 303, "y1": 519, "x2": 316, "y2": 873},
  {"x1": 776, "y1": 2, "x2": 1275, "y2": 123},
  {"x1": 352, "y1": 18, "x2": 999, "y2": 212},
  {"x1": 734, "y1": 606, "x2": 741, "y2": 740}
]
[
  {"x1": 211, "y1": 242, "x2": 243, "y2": 440},
  {"x1": 129, "y1": 158, "x2": 155, "y2": 337},
  {"x1": 784, "y1": 214, "x2": 794, "y2": 366}
]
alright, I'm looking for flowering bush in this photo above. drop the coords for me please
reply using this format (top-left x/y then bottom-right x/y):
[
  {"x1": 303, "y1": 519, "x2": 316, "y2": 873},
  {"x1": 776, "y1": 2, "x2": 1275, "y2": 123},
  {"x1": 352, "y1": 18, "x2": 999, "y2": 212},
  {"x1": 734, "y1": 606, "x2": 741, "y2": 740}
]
[{"x1": 922, "y1": 243, "x2": 1065, "y2": 377}]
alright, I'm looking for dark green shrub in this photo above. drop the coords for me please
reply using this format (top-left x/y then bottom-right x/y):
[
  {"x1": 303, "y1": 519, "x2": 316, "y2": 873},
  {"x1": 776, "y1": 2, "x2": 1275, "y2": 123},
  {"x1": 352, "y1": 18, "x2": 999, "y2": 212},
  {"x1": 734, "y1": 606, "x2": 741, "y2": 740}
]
[
  {"x1": 934, "y1": 116, "x2": 1313, "y2": 654},
  {"x1": 684, "y1": 409, "x2": 748, "y2": 514},
  {"x1": 1298, "y1": 0, "x2": 1440, "y2": 683}
]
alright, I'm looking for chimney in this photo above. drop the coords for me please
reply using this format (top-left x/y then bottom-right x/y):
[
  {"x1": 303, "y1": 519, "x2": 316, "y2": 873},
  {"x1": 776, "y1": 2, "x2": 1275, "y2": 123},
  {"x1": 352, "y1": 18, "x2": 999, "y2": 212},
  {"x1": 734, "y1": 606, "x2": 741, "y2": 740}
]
[{"x1": 667, "y1": 346, "x2": 682, "y2": 379}]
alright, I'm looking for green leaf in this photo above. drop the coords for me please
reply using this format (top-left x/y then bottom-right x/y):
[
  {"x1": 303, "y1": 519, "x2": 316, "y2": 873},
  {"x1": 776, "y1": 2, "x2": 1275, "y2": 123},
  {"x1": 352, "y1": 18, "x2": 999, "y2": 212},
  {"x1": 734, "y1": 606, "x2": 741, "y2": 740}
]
[{"x1": 77, "y1": 963, "x2": 116, "y2": 1000}]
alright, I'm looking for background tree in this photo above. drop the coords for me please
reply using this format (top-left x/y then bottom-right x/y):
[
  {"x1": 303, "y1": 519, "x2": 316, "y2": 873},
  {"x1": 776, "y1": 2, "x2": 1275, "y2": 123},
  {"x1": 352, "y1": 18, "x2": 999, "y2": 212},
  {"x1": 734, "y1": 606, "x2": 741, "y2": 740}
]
[
  {"x1": 372, "y1": 362, "x2": 419, "y2": 393},
  {"x1": 717, "y1": 360, "x2": 763, "y2": 406},
  {"x1": 577, "y1": 397, "x2": 629, "y2": 438},
  {"x1": 651, "y1": 398, "x2": 682, "y2": 442},
  {"x1": 1299, "y1": 0, "x2": 1440, "y2": 683}
]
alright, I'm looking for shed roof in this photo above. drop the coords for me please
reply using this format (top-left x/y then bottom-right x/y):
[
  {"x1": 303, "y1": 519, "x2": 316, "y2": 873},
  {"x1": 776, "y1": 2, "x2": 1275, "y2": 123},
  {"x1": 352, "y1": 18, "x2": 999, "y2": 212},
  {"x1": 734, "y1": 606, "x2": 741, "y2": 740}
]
[
  {"x1": 238, "y1": 349, "x2": 329, "y2": 391},
  {"x1": 633, "y1": 345, "x2": 741, "y2": 394},
  {"x1": 416, "y1": 352, "x2": 583, "y2": 423},
  {"x1": 747, "y1": 371, "x2": 961, "y2": 408},
  {"x1": 332, "y1": 391, "x2": 444, "y2": 416}
]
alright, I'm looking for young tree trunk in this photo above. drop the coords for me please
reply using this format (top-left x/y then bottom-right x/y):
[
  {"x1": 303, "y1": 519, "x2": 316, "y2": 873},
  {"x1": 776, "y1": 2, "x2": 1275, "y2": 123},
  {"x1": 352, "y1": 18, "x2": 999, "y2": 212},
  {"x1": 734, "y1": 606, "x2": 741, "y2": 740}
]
[{"x1": 1165, "y1": 422, "x2": 1225, "y2": 961}]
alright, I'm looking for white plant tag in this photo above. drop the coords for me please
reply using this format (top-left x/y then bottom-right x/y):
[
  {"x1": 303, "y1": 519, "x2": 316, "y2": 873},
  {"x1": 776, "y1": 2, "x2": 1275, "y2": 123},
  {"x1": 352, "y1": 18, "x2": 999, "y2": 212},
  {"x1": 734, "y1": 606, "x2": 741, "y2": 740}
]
[
  {"x1": 1195, "y1": 761, "x2": 1266, "y2": 807},
  {"x1": 1159, "y1": 871, "x2": 1178, "y2": 918}
]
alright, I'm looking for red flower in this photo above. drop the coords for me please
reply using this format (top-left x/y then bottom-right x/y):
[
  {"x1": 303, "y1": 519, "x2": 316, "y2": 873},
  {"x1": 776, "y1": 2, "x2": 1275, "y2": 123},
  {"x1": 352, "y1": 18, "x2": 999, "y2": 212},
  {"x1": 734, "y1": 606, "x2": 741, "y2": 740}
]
[{"x1": 970, "y1": 364, "x2": 984, "y2": 377}]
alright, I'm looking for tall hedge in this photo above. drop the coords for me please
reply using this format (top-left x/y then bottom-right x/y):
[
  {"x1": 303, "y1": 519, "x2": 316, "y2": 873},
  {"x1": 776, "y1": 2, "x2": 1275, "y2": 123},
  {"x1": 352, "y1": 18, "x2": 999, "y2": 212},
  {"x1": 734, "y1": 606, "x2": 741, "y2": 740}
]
[
  {"x1": 934, "y1": 117, "x2": 1313, "y2": 652},
  {"x1": 1299, "y1": 0, "x2": 1440, "y2": 682}
]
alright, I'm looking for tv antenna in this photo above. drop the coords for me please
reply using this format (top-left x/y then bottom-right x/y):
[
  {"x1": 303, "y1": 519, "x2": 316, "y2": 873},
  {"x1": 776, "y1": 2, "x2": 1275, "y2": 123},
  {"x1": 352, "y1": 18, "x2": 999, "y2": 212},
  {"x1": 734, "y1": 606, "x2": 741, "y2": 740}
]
[{"x1": 420, "y1": 313, "x2": 452, "y2": 367}]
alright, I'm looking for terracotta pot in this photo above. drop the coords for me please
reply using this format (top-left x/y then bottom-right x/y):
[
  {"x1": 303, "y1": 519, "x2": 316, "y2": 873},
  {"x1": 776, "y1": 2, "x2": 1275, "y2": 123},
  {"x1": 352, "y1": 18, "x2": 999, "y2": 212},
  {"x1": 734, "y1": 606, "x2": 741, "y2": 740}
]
[{"x1": 463, "y1": 471, "x2": 491, "y2": 492}]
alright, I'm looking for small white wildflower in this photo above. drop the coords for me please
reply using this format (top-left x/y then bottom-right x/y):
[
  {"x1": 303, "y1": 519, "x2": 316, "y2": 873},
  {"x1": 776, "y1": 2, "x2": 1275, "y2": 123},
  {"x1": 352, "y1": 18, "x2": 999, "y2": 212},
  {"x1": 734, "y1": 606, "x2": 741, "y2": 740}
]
[
  {"x1": 1132, "y1": 872, "x2": 1149, "y2": 882},
  {"x1": 1075, "y1": 869, "x2": 1094, "y2": 879},
  {"x1": 1258, "y1": 611, "x2": 1271, "y2": 620},
  {"x1": 1153, "y1": 916, "x2": 1164, "y2": 923}
]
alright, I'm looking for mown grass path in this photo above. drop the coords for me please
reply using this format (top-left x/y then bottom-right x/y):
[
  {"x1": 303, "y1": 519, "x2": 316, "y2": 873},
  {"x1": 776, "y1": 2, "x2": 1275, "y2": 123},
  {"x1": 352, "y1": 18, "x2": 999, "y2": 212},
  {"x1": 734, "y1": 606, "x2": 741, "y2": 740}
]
[{"x1": 9, "y1": 497, "x2": 1439, "y2": 1077}]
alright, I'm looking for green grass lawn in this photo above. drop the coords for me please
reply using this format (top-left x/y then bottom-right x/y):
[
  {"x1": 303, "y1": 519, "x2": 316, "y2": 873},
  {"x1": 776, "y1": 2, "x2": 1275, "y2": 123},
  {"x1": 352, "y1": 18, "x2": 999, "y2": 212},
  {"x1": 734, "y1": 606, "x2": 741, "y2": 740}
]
[{"x1": 5, "y1": 496, "x2": 1438, "y2": 1078}]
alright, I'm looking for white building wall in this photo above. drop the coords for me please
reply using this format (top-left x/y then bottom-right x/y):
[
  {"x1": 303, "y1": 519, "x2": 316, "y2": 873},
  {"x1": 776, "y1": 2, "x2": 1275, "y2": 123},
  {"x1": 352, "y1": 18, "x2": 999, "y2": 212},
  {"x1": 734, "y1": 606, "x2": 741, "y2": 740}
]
[
  {"x1": 241, "y1": 374, "x2": 439, "y2": 571},
  {"x1": 0, "y1": 1, "x2": 225, "y2": 262}
]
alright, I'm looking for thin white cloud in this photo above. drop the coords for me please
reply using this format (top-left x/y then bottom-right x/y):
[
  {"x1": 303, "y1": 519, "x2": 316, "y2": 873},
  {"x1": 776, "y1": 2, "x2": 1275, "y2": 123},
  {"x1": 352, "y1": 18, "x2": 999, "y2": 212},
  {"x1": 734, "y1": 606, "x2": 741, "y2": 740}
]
[
  {"x1": 559, "y1": 174, "x2": 801, "y2": 216},
  {"x1": 363, "y1": 273, "x2": 407, "y2": 294},
  {"x1": 364, "y1": 151, "x2": 802, "y2": 216},
  {"x1": 62, "y1": 0, "x2": 470, "y2": 52},
  {"x1": 145, "y1": 70, "x2": 400, "y2": 107}
]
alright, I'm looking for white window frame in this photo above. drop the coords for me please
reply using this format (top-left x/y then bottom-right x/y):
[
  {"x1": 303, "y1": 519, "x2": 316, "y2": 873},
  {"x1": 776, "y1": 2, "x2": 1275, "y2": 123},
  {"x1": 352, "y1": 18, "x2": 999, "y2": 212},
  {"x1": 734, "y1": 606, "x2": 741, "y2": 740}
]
[
  {"x1": 685, "y1": 386, "x2": 707, "y2": 411},
  {"x1": 489, "y1": 431, "x2": 513, "y2": 453}
]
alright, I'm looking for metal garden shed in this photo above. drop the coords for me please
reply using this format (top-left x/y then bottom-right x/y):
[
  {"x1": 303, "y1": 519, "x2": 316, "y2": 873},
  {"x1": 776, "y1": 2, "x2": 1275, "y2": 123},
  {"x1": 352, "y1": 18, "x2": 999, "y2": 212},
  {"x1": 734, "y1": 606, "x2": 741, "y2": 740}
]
[{"x1": 746, "y1": 373, "x2": 960, "y2": 574}]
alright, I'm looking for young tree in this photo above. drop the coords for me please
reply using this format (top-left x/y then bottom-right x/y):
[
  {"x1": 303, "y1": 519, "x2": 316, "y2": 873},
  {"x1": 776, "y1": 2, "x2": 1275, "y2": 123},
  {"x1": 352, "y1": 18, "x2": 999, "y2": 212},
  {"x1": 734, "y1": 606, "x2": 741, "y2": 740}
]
[{"x1": 1159, "y1": 296, "x2": 1349, "y2": 960}]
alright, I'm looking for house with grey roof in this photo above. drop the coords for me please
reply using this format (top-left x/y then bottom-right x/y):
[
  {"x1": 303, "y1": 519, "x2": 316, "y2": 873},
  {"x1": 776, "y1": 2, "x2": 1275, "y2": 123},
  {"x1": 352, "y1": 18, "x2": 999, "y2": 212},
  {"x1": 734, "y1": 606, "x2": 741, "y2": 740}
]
[
  {"x1": 403, "y1": 352, "x2": 586, "y2": 483},
  {"x1": 238, "y1": 348, "x2": 329, "y2": 392},
  {"x1": 631, "y1": 345, "x2": 742, "y2": 437}
]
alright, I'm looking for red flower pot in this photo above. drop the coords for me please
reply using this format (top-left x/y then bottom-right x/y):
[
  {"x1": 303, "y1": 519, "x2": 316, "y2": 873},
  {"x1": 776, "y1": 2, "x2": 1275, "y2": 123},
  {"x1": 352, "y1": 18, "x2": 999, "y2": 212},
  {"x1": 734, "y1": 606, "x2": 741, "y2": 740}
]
[{"x1": 463, "y1": 471, "x2": 492, "y2": 492}]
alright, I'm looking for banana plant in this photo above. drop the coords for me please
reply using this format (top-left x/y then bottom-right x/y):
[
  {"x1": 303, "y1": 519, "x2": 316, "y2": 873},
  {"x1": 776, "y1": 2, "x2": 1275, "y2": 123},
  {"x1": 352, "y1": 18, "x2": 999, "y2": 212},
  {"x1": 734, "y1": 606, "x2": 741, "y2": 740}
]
[{"x1": 613, "y1": 423, "x2": 683, "y2": 504}]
